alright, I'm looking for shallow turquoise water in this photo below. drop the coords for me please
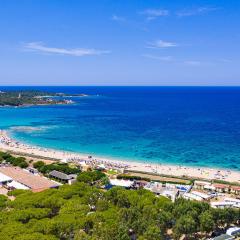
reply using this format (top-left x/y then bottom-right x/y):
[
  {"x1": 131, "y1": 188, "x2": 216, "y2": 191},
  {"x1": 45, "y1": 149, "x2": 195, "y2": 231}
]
[{"x1": 0, "y1": 86, "x2": 240, "y2": 170}]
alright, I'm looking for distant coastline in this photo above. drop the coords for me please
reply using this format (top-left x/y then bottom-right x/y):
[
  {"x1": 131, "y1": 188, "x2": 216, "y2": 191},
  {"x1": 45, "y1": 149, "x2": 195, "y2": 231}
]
[
  {"x1": 0, "y1": 101, "x2": 74, "y2": 108},
  {"x1": 0, "y1": 90, "x2": 88, "y2": 107}
]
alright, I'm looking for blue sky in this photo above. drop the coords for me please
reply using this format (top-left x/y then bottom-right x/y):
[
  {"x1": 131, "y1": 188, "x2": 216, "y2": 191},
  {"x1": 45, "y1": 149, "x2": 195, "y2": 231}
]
[{"x1": 0, "y1": 0, "x2": 240, "y2": 86}]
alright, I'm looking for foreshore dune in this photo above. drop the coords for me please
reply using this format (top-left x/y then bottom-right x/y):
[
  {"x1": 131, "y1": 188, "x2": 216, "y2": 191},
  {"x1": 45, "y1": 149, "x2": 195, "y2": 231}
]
[{"x1": 0, "y1": 130, "x2": 240, "y2": 184}]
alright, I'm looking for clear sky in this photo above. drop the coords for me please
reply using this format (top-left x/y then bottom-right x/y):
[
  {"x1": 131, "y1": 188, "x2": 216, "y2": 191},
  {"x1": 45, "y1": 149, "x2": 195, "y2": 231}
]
[{"x1": 0, "y1": 0, "x2": 240, "y2": 86}]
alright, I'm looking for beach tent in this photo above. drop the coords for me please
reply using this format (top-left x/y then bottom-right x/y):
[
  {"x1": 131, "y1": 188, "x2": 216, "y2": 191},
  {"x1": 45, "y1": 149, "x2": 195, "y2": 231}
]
[
  {"x1": 7, "y1": 180, "x2": 29, "y2": 190},
  {"x1": 0, "y1": 172, "x2": 12, "y2": 185}
]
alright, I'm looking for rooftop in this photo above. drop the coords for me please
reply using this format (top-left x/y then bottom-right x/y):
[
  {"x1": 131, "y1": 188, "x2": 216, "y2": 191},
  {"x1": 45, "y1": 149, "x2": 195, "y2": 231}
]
[
  {"x1": 191, "y1": 190, "x2": 211, "y2": 200},
  {"x1": 224, "y1": 197, "x2": 240, "y2": 203},
  {"x1": 212, "y1": 234, "x2": 234, "y2": 240},
  {"x1": 110, "y1": 179, "x2": 134, "y2": 188},
  {"x1": 0, "y1": 172, "x2": 12, "y2": 183},
  {"x1": 211, "y1": 202, "x2": 234, "y2": 207},
  {"x1": 194, "y1": 180, "x2": 211, "y2": 186},
  {"x1": 226, "y1": 227, "x2": 240, "y2": 236},
  {"x1": 231, "y1": 185, "x2": 240, "y2": 191},
  {"x1": 7, "y1": 180, "x2": 29, "y2": 190},
  {"x1": 49, "y1": 170, "x2": 72, "y2": 180},
  {"x1": 213, "y1": 183, "x2": 230, "y2": 189},
  {"x1": 183, "y1": 192, "x2": 203, "y2": 201},
  {"x1": 0, "y1": 166, "x2": 59, "y2": 192}
]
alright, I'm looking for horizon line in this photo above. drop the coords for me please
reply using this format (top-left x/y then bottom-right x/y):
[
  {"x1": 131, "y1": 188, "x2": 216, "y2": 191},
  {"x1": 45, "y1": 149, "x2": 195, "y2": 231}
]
[{"x1": 1, "y1": 85, "x2": 240, "y2": 88}]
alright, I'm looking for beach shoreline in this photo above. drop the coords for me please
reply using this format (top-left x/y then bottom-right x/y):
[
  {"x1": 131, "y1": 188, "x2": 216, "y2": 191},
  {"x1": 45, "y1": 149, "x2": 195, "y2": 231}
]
[{"x1": 1, "y1": 129, "x2": 240, "y2": 184}]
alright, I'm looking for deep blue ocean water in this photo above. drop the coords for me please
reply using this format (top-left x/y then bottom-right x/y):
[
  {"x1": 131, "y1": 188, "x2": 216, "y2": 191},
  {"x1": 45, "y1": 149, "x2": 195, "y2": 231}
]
[{"x1": 0, "y1": 86, "x2": 240, "y2": 170}]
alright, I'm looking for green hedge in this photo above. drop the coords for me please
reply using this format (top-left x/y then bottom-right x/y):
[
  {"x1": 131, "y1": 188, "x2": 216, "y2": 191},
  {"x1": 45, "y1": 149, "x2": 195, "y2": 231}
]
[
  {"x1": 117, "y1": 174, "x2": 150, "y2": 182},
  {"x1": 0, "y1": 151, "x2": 29, "y2": 168}
]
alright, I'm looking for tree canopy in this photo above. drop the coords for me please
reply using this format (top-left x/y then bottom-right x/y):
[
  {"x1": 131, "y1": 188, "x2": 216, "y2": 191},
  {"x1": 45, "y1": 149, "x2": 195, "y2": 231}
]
[
  {"x1": 33, "y1": 161, "x2": 80, "y2": 175},
  {"x1": 0, "y1": 152, "x2": 29, "y2": 168},
  {"x1": 0, "y1": 182, "x2": 239, "y2": 240}
]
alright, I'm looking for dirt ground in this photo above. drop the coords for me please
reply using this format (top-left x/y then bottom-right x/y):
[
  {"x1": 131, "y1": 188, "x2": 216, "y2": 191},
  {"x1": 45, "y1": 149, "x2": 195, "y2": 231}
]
[
  {"x1": 128, "y1": 172, "x2": 191, "y2": 184},
  {"x1": 0, "y1": 187, "x2": 8, "y2": 196}
]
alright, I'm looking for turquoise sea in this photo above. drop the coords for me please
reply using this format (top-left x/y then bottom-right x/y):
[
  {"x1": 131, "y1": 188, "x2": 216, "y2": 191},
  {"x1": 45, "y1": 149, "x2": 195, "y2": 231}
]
[{"x1": 0, "y1": 86, "x2": 240, "y2": 170}]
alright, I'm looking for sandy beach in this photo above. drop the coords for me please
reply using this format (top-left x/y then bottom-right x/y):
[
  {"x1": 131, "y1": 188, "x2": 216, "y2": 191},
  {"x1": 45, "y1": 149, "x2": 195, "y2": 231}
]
[{"x1": 0, "y1": 129, "x2": 240, "y2": 184}]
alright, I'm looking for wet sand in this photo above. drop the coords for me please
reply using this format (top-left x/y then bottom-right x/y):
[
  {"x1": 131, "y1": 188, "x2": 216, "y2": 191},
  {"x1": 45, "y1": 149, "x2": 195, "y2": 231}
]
[{"x1": 1, "y1": 130, "x2": 239, "y2": 183}]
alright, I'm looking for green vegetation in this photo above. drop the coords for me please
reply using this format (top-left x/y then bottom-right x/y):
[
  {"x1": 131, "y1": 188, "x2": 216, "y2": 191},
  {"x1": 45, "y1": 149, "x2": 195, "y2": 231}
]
[
  {"x1": 126, "y1": 170, "x2": 193, "y2": 185},
  {"x1": 0, "y1": 152, "x2": 239, "y2": 239},
  {"x1": 0, "y1": 152, "x2": 29, "y2": 168},
  {"x1": 77, "y1": 170, "x2": 108, "y2": 185},
  {"x1": 117, "y1": 174, "x2": 192, "y2": 185},
  {"x1": 33, "y1": 161, "x2": 81, "y2": 175},
  {"x1": 107, "y1": 169, "x2": 118, "y2": 175},
  {"x1": 117, "y1": 174, "x2": 151, "y2": 182},
  {"x1": 7, "y1": 189, "x2": 31, "y2": 197},
  {"x1": 0, "y1": 90, "x2": 73, "y2": 106},
  {"x1": 0, "y1": 182, "x2": 239, "y2": 239},
  {"x1": 0, "y1": 195, "x2": 8, "y2": 209},
  {"x1": 126, "y1": 170, "x2": 192, "y2": 180}
]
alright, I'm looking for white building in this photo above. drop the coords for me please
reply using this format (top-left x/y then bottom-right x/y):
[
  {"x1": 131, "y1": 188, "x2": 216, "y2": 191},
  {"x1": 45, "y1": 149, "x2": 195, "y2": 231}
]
[
  {"x1": 7, "y1": 180, "x2": 30, "y2": 190},
  {"x1": 0, "y1": 172, "x2": 30, "y2": 190},
  {"x1": 226, "y1": 227, "x2": 240, "y2": 236},
  {"x1": 144, "y1": 182, "x2": 179, "y2": 202},
  {"x1": 191, "y1": 190, "x2": 211, "y2": 200},
  {"x1": 224, "y1": 197, "x2": 240, "y2": 205},
  {"x1": 183, "y1": 190, "x2": 212, "y2": 202},
  {"x1": 211, "y1": 201, "x2": 235, "y2": 209},
  {"x1": 194, "y1": 180, "x2": 211, "y2": 189},
  {"x1": 0, "y1": 172, "x2": 12, "y2": 186},
  {"x1": 211, "y1": 198, "x2": 240, "y2": 209},
  {"x1": 160, "y1": 188, "x2": 179, "y2": 202},
  {"x1": 110, "y1": 179, "x2": 134, "y2": 188},
  {"x1": 183, "y1": 192, "x2": 203, "y2": 201}
]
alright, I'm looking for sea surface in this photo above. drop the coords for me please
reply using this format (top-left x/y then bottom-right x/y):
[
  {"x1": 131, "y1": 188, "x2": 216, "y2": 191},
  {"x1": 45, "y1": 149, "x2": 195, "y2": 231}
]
[{"x1": 0, "y1": 86, "x2": 240, "y2": 170}]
